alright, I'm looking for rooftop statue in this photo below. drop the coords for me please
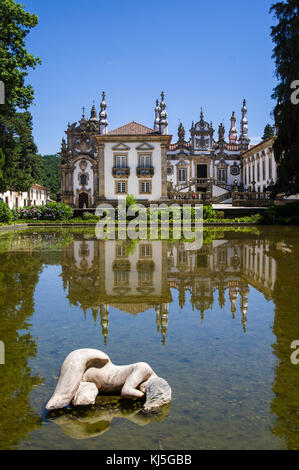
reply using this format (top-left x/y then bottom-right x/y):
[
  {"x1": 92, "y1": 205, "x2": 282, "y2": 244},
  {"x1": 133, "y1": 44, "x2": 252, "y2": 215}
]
[{"x1": 46, "y1": 349, "x2": 171, "y2": 412}]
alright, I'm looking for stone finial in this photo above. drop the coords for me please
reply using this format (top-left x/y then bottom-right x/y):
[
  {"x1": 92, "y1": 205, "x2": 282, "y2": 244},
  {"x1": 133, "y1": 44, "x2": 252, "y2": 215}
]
[
  {"x1": 154, "y1": 98, "x2": 161, "y2": 132},
  {"x1": 99, "y1": 91, "x2": 108, "y2": 135}
]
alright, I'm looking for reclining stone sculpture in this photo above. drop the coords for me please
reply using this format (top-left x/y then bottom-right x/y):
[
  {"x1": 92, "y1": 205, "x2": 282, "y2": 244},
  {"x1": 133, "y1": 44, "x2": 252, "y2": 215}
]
[{"x1": 46, "y1": 349, "x2": 171, "y2": 412}]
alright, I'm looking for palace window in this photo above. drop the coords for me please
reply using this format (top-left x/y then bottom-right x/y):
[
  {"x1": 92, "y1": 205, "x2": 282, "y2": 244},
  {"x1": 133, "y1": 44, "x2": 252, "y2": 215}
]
[
  {"x1": 178, "y1": 250, "x2": 188, "y2": 265},
  {"x1": 140, "y1": 181, "x2": 151, "y2": 194},
  {"x1": 138, "y1": 270, "x2": 153, "y2": 286},
  {"x1": 116, "y1": 181, "x2": 127, "y2": 194},
  {"x1": 197, "y1": 254, "x2": 208, "y2": 268},
  {"x1": 114, "y1": 270, "x2": 129, "y2": 286},
  {"x1": 217, "y1": 168, "x2": 227, "y2": 183},
  {"x1": 178, "y1": 168, "x2": 187, "y2": 182},
  {"x1": 115, "y1": 155, "x2": 127, "y2": 168},
  {"x1": 139, "y1": 154, "x2": 151, "y2": 168},
  {"x1": 262, "y1": 160, "x2": 266, "y2": 180},
  {"x1": 244, "y1": 168, "x2": 247, "y2": 185},
  {"x1": 217, "y1": 250, "x2": 227, "y2": 265},
  {"x1": 116, "y1": 244, "x2": 126, "y2": 257},
  {"x1": 140, "y1": 244, "x2": 152, "y2": 258},
  {"x1": 167, "y1": 166, "x2": 173, "y2": 175},
  {"x1": 269, "y1": 157, "x2": 272, "y2": 179},
  {"x1": 257, "y1": 160, "x2": 260, "y2": 181},
  {"x1": 80, "y1": 174, "x2": 87, "y2": 185}
]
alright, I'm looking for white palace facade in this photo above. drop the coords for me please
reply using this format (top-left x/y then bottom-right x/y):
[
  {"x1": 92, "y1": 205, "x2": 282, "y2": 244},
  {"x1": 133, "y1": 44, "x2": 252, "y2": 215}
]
[{"x1": 59, "y1": 92, "x2": 277, "y2": 208}]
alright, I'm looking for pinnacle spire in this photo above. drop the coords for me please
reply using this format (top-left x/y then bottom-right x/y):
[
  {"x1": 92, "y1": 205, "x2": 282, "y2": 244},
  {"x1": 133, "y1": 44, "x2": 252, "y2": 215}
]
[
  {"x1": 159, "y1": 91, "x2": 168, "y2": 135},
  {"x1": 239, "y1": 98, "x2": 250, "y2": 147}
]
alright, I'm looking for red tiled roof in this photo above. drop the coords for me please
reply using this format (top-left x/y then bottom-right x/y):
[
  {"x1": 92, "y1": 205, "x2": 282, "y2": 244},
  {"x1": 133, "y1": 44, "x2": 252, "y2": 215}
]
[{"x1": 107, "y1": 121, "x2": 157, "y2": 136}]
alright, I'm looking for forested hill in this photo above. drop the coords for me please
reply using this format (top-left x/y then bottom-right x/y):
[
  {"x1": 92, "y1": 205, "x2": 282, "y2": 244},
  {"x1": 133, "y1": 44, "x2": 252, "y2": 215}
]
[{"x1": 40, "y1": 154, "x2": 60, "y2": 200}]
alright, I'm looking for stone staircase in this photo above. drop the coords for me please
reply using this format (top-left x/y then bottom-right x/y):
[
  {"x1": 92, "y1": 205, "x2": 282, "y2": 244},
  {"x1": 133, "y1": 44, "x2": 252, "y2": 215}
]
[{"x1": 212, "y1": 190, "x2": 232, "y2": 204}]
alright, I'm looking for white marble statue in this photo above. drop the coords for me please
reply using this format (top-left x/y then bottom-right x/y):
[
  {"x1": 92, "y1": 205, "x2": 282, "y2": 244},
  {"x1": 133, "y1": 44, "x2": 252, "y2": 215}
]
[{"x1": 46, "y1": 349, "x2": 171, "y2": 412}]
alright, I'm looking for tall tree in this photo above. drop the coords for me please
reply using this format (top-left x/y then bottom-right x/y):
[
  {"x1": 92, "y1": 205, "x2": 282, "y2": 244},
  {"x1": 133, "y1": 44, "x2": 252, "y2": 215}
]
[
  {"x1": 262, "y1": 124, "x2": 275, "y2": 140},
  {"x1": 270, "y1": 0, "x2": 299, "y2": 195},
  {"x1": 0, "y1": 0, "x2": 41, "y2": 192}
]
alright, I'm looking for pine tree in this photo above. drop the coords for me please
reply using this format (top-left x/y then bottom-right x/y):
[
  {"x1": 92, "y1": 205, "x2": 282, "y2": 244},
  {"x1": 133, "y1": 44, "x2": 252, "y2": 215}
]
[{"x1": 270, "y1": 0, "x2": 299, "y2": 195}]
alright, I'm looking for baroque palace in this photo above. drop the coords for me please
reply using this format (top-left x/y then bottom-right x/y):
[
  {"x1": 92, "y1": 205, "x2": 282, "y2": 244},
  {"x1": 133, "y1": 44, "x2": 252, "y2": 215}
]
[{"x1": 59, "y1": 92, "x2": 277, "y2": 208}]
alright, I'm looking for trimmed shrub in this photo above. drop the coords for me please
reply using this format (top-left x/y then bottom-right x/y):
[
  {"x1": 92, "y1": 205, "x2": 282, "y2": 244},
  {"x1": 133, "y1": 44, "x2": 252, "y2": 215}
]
[
  {"x1": 0, "y1": 201, "x2": 13, "y2": 223},
  {"x1": 126, "y1": 194, "x2": 137, "y2": 208},
  {"x1": 18, "y1": 202, "x2": 73, "y2": 221},
  {"x1": 203, "y1": 205, "x2": 216, "y2": 219},
  {"x1": 82, "y1": 212, "x2": 100, "y2": 221}
]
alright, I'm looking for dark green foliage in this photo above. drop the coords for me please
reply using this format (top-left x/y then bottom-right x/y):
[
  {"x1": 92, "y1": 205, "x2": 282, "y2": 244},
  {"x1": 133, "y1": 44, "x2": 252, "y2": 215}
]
[
  {"x1": 0, "y1": 0, "x2": 41, "y2": 112},
  {"x1": 39, "y1": 155, "x2": 61, "y2": 200},
  {"x1": 262, "y1": 124, "x2": 275, "y2": 140},
  {"x1": 262, "y1": 201, "x2": 299, "y2": 224},
  {"x1": 0, "y1": 112, "x2": 42, "y2": 192},
  {"x1": 0, "y1": 200, "x2": 13, "y2": 222},
  {"x1": 270, "y1": 1, "x2": 299, "y2": 195},
  {"x1": 0, "y1": 0, "x2": 41, "y2": 192},
  {"x1": 0, "y1": 149, "x2": 4, "y2": 179}
]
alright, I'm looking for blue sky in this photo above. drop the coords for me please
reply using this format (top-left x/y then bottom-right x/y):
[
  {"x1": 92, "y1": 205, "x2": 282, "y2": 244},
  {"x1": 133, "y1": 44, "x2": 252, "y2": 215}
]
[{"x1": 21, "y1": 0, "x2": 277, "y2": 155}]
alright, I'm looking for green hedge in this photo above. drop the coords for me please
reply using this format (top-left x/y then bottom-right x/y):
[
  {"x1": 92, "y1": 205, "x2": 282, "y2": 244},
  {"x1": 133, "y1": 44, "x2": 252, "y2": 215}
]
[{"x1": 0, "y1": 201, "x2": 13, "y2": 223}]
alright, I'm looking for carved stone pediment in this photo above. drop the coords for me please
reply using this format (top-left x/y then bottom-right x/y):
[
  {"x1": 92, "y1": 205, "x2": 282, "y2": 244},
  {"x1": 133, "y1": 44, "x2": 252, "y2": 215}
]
[{"x1": 71, "y1": 135, "x2": 97, "y2": 159}]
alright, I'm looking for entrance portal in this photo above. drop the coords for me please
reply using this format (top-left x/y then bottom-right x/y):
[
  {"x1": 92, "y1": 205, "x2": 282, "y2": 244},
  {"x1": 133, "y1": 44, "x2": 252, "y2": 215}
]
[
  {"x1": 79, "y1": 192, "x2": 89, "y2": 209},
  {"x1": 197, "y1": 165, "x2": 208, "y2": 191},
  {"x1": 197, "y1": 164, "x2": 207, "y2": 179}
]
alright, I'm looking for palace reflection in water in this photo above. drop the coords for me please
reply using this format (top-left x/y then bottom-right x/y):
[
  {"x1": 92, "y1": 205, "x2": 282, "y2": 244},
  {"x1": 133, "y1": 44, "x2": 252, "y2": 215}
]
[
  {"x1": 1, "y1": 227, "x2": 299, "y2": 449},
  {"x1": 61, "y1": 234, "x2": 277, "y2": 344}
]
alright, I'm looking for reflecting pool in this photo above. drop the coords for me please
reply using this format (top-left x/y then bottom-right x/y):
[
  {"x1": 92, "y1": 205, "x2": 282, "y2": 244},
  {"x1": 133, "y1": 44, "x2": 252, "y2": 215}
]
[{"x1": 0, "y1": 226, "x2": 299, "y2": 449}]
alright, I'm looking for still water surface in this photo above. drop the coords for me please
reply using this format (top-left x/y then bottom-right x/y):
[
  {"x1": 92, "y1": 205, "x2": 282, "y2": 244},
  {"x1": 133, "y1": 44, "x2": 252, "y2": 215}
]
[{"x1": 0, "y1": 226, "x2": 299, "y2": 450}]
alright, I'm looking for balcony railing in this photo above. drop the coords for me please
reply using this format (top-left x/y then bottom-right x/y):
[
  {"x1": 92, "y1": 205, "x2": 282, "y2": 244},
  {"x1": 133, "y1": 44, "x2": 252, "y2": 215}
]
[
  {"x1": 112, "y1": 167, "x2": 130, "y2": 177},
  {"x1": 136, "y1": 167, "x2": 154, "y2": 177}
]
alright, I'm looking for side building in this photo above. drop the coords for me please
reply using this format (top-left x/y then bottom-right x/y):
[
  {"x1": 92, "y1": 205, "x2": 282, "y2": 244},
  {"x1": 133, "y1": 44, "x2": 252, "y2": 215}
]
[
  {"x1": 240, "y1": 136, "x2": 277, "y2": 192},
  {"x1": 0, "y1": 183, "x2": 49, "y2": 209}
]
